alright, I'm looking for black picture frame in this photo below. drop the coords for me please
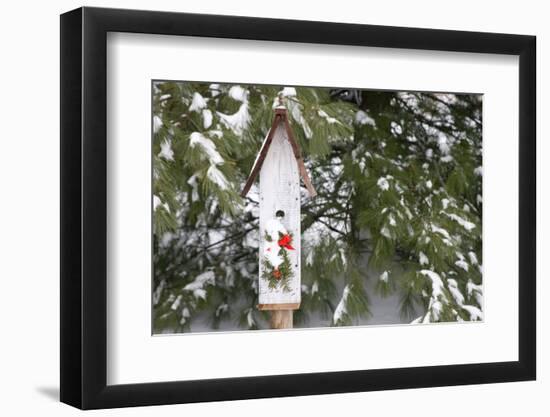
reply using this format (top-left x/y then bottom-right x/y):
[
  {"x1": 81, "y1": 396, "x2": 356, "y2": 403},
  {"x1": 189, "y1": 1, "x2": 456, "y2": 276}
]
[{"x1": 60, "y1": 6, "x2": 536, "y2": 410}]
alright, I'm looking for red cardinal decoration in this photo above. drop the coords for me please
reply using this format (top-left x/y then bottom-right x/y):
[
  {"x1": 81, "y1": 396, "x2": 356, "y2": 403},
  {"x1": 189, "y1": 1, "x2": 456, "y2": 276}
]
[
  {"x1": 272, "y1": 269, "x2": 281, "y2": 280},
  {"x1": 278, "y1": 234, "x2": 294, "y2": 250}
]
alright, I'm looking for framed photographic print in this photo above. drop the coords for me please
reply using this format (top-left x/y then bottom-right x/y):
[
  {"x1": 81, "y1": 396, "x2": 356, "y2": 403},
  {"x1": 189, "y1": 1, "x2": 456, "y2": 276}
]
[{"x1": 60, "y1": 6, "x2": 536, "y2": 409}]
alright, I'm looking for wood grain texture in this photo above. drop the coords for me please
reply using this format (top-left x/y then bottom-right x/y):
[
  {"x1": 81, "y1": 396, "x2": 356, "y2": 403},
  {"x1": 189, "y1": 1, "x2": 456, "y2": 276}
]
[
  {"x1": 257, "y1": 303, "x2": 300, "y2": 311},
  {"x1": 269, "y1": 310, "x2": 293, "y2": 329}
]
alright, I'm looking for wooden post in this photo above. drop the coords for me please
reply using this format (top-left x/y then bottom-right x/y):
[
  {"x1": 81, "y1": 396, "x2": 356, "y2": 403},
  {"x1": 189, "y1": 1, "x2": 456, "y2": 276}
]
[{"x1": 270, "y1": 310, "x2": 293, "y2": 329}]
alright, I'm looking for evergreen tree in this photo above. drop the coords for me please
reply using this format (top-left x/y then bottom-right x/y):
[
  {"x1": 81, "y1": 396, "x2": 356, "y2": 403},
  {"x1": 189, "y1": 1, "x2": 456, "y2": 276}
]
[{"x1": 152, "y1": 81, "x2": 482, "y2": 333}]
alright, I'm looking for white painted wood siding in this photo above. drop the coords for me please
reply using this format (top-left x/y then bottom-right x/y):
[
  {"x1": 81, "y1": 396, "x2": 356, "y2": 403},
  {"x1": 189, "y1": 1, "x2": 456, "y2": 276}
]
[{"x1": 258, "y1": 123, "x2": 301, "y2": 306}]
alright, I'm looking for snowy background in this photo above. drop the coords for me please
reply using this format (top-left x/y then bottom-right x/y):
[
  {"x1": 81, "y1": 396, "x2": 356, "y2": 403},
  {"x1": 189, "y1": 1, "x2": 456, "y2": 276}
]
[{"x1": 152, "y1": 81, "x2": 483, "y2": 333}]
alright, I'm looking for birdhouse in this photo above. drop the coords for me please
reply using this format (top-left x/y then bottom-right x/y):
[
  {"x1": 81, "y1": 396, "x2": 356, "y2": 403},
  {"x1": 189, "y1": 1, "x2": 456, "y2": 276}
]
[{"x1": 241, "y1": 103, "x2": 316, "y2": 327}]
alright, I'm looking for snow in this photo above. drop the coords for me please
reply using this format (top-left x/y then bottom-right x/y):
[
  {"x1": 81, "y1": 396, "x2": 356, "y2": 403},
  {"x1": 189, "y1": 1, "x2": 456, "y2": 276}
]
[
  {"x1": 442, "y1": 275, "x2": 483, "y2": 321},
  {"x1": 207, "y1": 165, "x2": 230, "y2": 190},
  {"x1": 438, "y1": 134, "x2": 451, "y2": 155},
  {"x1": 430, "y1": 300, "x2": 443, "y2": 321},
  {"x1": 228, "y1": 85, "x2": 248, "y2": 102},
  {"x1": 218, "y1": 102, "x2": 250, "y2": 135},
  {"x1": 379, "y1": 271, "x2": 389, "y2": 282},
  {"x1": 444, "y1": 213, "x2": 476, "y2": 231},
  {"x1": 419, "y1": 251, "x2": 429, "y2": 265},
  {"x1": 447, "y1": 279, "x2": 465, "y2": 305},
  {"x1": 159, "y1": 94, "x2": 171, "y2": 101},
  {"x1": 171, "y1": 295, "x2": 182, "y2": 311},
  {"x1": 153, "y1": 195, "x2": 170, "y2": 212},
  {"x1": 455, "y1": 260, "x2": 469, "y2": 271},
  {"x1": 280, "y1": 87, "x2": 297, "y2": 97},
  {"x1": 339, "y1": 248, "x2": 347, "y2": 267},
  {"x1": 467, "y1": 280, "x2": 483, "y2": 307},
  {"x1": 153, "y1": 280, "x2": 165, "y2": 305},
  {"x1": 302, "y1": 222, "x2": 325, "y2": 248},
  {"x1": 193, "y1": 289, "x2": 207, "y2": 300},
  {"x1": 287, "y1": 100, "x2": 313, "y2": 139},
  {"x1": 246, "y1": 309, "x2": 255, "y2": 327},
  {"x1": 474, "y1": 166, "x2": 483, "y2": 176},
  {"x1": 431, "y1": 224, "x2": 451, "y2": 240},
  {"x1": 184, "y1": 271, "x2": 215, "y2": 300},
  {"x1": 209, "y1": 130, "x2": 223, "y2": 139},
  {"x1": 160, "y1": 232, "x2": 174, "y2": 247},
  {"x1": 202, "y1": 109, "x2": 213, "y2": 129},
  {"x1": 419, "y1": 270, "x2": 446, "y2": 300},
  {"x1": 216, "y1": 85, "x2": 251, "y2": 134},
  {"x1": 153, "y1": 115, "x2": 163, "y2": 133},
  {"x1": 215, "y1": 303, "x2": 228, "y2": 317},
  {"x1": 170, "y1": 294, "x2": 182, "y2": 311},
  {"x1": 311, "y1": 281, "x2": 319, "y2": 295},
  {"x1": 175, "y1": 265, "x2": 408, "y2": 334},
  {"x1": 468, "y1": 251, "x2": 479, "y2": 265},
  {"x1": 159, "y1": 140, "x2": 174, "y2": 160},
  {"x1": 467, "y1": 280, "x2": 481, "y2": 296},
  {"x1": 153, "y1": 195, "x2": 161, "y2": 210},
  {"x1": 401, "y1": 199, "x2": 414, "y2": 219},
  {"x1": 187, "y1": 175, "x2": 199, "y2": 202},
  {"x1": 209, "y1": 83, "x2": 220, "y2": 97},
  {"x1": 377, "y1": 177, "x2": 390, "y2": 191},
  {"x1": 355, "y1": 110, "x2": 376, "y2": 127},
  {"x1": 333, "y1": 285, "x2": 350, "y2": 323},
  {"x1": 474, "y1": 291, "x2": 483, "y2": 309},
  {"x1": 425, "y1": 148, "x2": 433, "y2": 159},
  {"x1": 426, "y1": 180, "x2": 433, "y2": 189},
  {"x1": 381, "y1": 226, "x2": 392, "y2": 239},
  {"x1": 305, "y1": 250, "x2": 314, "y2": 266},
  {"x1": 390, "y1": 121, "x2": 403, "y2": 135},
  {"x1": 461, "y1": 304, "x2": 483, "y2": 321},
  {"x1": 244, "y1": 230, "x2": 259, "y2": 249},
  {"x1": 184, "y1": 271, "x2": 215, "y2": 291},
  {"x1": 189, "y1": 92, "x2": 207, "y2": 112},
  {"x1": 189, "y1": 132, "x2": 223, "y2": 165},
  {"x1": 441, "y1": 198, "x2": 450, "y2": 209},
  {"x1": 318, "y1": 109, "x2": 340, "y2": 124}
]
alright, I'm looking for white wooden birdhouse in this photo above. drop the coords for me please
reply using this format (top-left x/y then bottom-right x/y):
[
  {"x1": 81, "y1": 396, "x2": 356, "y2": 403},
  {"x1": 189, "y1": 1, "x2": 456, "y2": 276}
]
[{"x1": 241, "y1": 104, "x2": 316, "y2": 326}]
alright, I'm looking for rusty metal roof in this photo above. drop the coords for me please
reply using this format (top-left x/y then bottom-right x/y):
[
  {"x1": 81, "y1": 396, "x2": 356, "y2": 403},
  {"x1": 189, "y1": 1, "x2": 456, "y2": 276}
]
[{"x1": 240, "y1": 107, "x2": 317, "y2": 198}]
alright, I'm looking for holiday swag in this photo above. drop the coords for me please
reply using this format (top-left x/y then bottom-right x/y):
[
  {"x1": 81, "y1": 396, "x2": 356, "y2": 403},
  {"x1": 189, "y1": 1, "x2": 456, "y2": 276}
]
[{"x1": 261, "y1": 218, "x2": 295, "y2": 292}]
